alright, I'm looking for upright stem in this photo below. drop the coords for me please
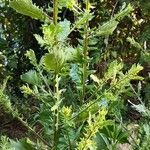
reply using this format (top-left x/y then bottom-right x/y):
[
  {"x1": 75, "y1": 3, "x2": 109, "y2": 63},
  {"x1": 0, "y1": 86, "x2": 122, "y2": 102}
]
[
  {"x1": 53, "y1": 74, "x2": 60, "y2": 149},
  {"x1": 53, "y1": 0, "x2": 58, "y2": 25},
  {"x1": 52, "y1": 0, "x2": 59, "y2": 149},
  {"x1": 82, "y1": 0, "x2": 89, "y2": 103}
]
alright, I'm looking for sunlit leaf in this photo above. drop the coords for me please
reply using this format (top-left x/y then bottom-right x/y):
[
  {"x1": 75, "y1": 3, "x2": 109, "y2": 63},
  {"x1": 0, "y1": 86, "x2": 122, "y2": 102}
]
[
  {"x1": 127, "y1": 37, "x2": 143, "y2": 50},
  {"x1": 25, "y1": 49, "x2": 37, "y2": 66},
  {"x1": 42, "y1": 53, "x2": 64, "y2": 73},
  {"x1": 9, "y1": 0, "x2": 48, "y2": 21},
  {"x1": 97, "y1": 19, "x2": 119, "y2": 36},
  {"x1": 114, "y1": 3, "x2": 134, "y2": 20}
]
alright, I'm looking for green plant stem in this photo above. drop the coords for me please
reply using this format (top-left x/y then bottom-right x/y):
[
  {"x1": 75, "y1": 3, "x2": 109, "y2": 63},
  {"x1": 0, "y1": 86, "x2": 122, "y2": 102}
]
[
  {"x1": 53, "y1": 0, "x2": 58, "y2": 47},
  {"x1": 81, "y1": 0, "x2": 89, "y2": 103},
  {"x1": 53, "y1": 74, "x2": 60, "y2": 149},
  {"x1": 52, "y1": 1, "x2": 59, "y2": 148},
  {"x1": 129, "y1": 84, "x2": 143, "y2": 103},
  {"x1": 53, "y1": 112, "x2": 58, "y2": 149},
  {"x1": 53, "y1": 0, "x2": 58, "y2": 25},
  {"x1": 17, "y1": 117, "x2": 52, "y2": 148},
  {"x1": 37, "y1": 67, "x2": 53, "y2": 97},
  {"x1": 68, "y1": 70, "x2": 140, "y2": 123}
]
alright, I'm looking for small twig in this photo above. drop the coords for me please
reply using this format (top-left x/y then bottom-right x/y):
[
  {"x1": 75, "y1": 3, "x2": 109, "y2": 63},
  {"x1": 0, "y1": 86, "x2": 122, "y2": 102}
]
[
  {"x1": 111, "y1": 0, "x2": 119, "y2": 18},
  {"x1": 129, "y1": 84, "x2": 143, "y2": 104},
  {"x1": 37, "y1": 67, "x2": 53, "y2": 97},
  {"x1": 17, "y1": 117, "x2": 52, "y2": 148}
]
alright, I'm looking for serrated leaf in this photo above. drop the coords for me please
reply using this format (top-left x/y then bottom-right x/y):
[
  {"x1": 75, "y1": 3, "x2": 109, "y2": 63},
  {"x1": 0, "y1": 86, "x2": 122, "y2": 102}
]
[
  {"x1": 25, "y1": 49, "x2": 37, "y2": 66},
  {"x1": 9, "y1": 0, "x2": 48, "y2": 21},
  {"x1": 114, "y1": 3, "x2": 134, "y2": 21},
  {"x1": 76, "y1": 11, "x2": 93, "y2": 28},
  {"x1": 127, "y1": 64, "x2": 143, "y2": 80},
  {"x1": 97, "y1": 19, "x2": 119, "y2": 36},
  {"x1": 42, "y1": 24, "x2": 59, "y2": 47},
  {"x1": 127, "y1": 37, "x2": 143, "y2": 50},
  {"x1": 70, "y1": 64, "x2": 81, "y2": 85},
  {"x1": 34, "y1": 34, "x2": 45, "y2": 47},
  {"x1": 63, "y1": 46, "x2": 76, "y2": 61},
  {"x1": 58, "y1": 20, "x2": 71, "y2": 42},
  {"x1": 42, "y1": 53, "x2": 64, "y2": 73},
  {"x1": 132, "y1": 104, "x2": 146, "y2": 114},
  {"x1": 97, "y1": 3, "x2": 133, "y2": 37},
  {"x1": 58, "y1": 0, "x2": 75, "y2": 10},
  {"x1": 35, "y1": 21, "x2": 71, "y2": 48},
  {"x1": 104, "y1": 60, "x2": 123, "y2": 81},
  {"x1": 0, "y1": 90, "x2": 17, "y2": 116},
  {"x1": 0, "y1": 136, "x2": 12, "y2": 150},
  {"x1": 21, "y1": 70, "x2": 41, "y2": 86},
  {"x1": 115, "y1": 64, "x2": 143, "y2": 92}
]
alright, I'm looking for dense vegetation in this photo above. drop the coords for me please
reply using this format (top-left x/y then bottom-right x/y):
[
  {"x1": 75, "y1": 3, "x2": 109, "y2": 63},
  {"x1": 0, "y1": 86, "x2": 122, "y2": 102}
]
[{"x1": 0, "y1": 0, "x2": 150, "y2": 149}]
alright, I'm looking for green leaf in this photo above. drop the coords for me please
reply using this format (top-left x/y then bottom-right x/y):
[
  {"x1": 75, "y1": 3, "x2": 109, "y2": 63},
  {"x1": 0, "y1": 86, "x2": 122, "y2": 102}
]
[
  {"x1": 42, "y1": 53, "x2": 64, "y2": 73},
  {"x1": 70, "y1": 64, "x2": 81, "y2": 85},
  {"x1": 0, "y1": 136, "x2": 12, "y2": 150},
  {"x1": 94, "y1": 132, "x2": 109, "y2": 150},
  {"x1": 75, "y1": 99, "x2": 108, "y2": 122},
  {"x1": 35, "y1": 21, "x2": 71, "y2": 48},
  {"x1": 90, "y1": 74, "x2": 100, "y2": 84},
  {"x1": 9, "y1": 0, "x2": 48, "y2": 21},
  {"x1": 77, "y1": 109, "x2": 107, "y2": 150},
  {"x1": 63, "y1": 46, "x2": 76, "y2": 61},
  {"x1": 58, "y1": 20, "x2": 71, "y2": 42},
  {"x1": 127, "y1": 37, "x2": 143, "y2": 50},
  {"x1": 132, "y1": 103, "x2": 147, "y2": 115},
  {"x1": 21, "y1": 70, "x2": 41, "y2": 86},
  {"x1": 76, "y1": 11, "x2": 93, "y2": 28},
  {"x1": 114, "y1": 3, "x2": 134, "y2": 21},
  {"x1": 126, "y1": 64, "x2": 143, "y2": 80},
  {"x1": 58, "y1": 0, "x2": 75, "y2": 10},
  {"x1": 97, "y1": 19, "x2": 119, "y2": 36},
  {"x1": 0, "y1": 90, "x2": 17, "y2": 116},
  {"x1": 25, "y1": 49, "x2": 37, "y2": 66},
  {"x1": 143, "y1": 124, "x2": 150, "y2": 136},
  {"x1": 95, "y1": 124, "x2": 128, "y2": 149},
  {"x1": 42, "y1": 23, "x2": 59, "y2": 47},
  {"x1": 115, "y1": 64, "x2": 143, "y2": 92},
  {"x1": 97, "y1": 3, "x2": 133, "y2": 37},
  {"x1": 103, "y1": 60, "x2": 123, "y2": 84},
  {"x1": 34, "y1": 34, "x2": 45, "y2": 47},
  {"x1": 141, "y1": 51, "x2": 150, "y2": 63},
  {"x1": 11, "y1": 139, "x2": 36, "y2": 150}
]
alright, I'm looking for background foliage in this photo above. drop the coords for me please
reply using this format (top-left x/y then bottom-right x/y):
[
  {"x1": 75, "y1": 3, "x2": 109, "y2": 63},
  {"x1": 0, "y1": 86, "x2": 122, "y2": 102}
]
[{"x1": 0, "y1": 0, "x2": 150, "y2": 149}]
